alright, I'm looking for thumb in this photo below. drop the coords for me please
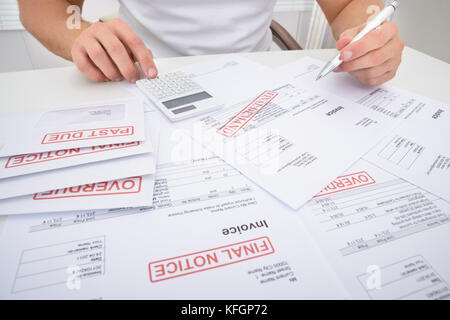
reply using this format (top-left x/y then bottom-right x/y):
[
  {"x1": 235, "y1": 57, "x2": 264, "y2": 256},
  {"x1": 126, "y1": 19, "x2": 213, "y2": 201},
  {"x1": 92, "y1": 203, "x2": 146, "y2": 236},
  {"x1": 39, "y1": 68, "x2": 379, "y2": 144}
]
[{"x1": 336, "y1": 23, "x2": 366, "y2": 51}]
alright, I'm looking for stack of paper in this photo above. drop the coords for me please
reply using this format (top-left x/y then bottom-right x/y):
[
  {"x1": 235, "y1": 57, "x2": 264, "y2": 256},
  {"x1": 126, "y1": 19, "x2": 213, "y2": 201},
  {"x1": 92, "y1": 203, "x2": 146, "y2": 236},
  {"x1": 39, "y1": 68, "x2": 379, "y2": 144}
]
[
  {"x1": 0, "y1": 98, "x2": 158, "y2": 215},
  {"x1": 0, "y1": 54, "x2": 448, "y2": 300},
  {"x1": 167, "y1": 55, "x2": 449, "y2": 208}
]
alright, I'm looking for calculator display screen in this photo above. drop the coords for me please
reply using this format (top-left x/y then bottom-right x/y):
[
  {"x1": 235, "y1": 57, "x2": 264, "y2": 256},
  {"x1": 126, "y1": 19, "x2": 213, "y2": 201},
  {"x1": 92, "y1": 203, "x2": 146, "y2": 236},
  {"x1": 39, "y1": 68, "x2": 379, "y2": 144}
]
[
  {"x1": 162, "y1": 91, "x2": 212, "y2": 109},
  {"x1": 172, "y1": 105, "x2": 197, "y2": 114}
]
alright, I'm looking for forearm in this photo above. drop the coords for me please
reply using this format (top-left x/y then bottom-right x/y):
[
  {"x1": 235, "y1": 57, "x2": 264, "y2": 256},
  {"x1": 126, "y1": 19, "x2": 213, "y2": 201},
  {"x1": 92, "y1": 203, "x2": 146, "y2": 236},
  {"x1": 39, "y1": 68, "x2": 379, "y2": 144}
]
[
  {"x1": 318, "y1": 0, "x2": 384, "y2": 39},
  {"x1": 18, "y1": 0, "x2": 90, "y2": 60}
]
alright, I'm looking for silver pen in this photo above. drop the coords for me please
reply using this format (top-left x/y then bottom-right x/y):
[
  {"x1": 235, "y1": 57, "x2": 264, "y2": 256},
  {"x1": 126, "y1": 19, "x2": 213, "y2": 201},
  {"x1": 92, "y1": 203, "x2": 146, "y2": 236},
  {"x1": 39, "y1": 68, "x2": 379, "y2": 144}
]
[{"x1": 316, "y1": 0, "x2": 400, "y2": 81}]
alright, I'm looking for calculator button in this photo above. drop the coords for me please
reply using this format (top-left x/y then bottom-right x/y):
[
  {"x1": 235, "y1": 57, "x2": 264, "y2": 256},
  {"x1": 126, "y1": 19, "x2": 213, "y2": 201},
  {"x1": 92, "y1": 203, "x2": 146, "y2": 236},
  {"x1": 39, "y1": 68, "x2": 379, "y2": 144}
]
[{"x1": 137, "y1": 71, "x2": 216, "y2": 111}]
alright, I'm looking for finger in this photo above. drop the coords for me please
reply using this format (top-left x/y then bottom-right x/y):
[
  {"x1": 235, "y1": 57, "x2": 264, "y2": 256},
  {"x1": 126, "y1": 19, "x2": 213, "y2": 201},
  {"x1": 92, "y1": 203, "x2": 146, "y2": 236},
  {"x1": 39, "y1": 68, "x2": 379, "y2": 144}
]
[
  {"x1": 340, "y1": 22, "x2": 399, "y2": 62},
  {"x1": 337, "y1": 37, "x2": 401, "y2": 72},
  {"x1": 336, "y1": 37, "x2": 351, "y2": 51},
  {"x1": 84, "y1": 38, "x2": 123, "y2": 81},
  {"x1": 108, "y1": 19, "x2": 158, "y2": 78},
  {"x1": 71, "y1": 44, "x2": 107, "y2": 82},
  {"x1": 336, "y1": 24, "x2": 365, "y2": 51},
  {"x1": 348, "y1": 56, "x2": 401, "y2": 81},
  {"x1": 354, "y1": 70, "x2": 396, "y2": 87},
  {"x1": 90, "y1": 23, "x2": 140, "y2": 83}
]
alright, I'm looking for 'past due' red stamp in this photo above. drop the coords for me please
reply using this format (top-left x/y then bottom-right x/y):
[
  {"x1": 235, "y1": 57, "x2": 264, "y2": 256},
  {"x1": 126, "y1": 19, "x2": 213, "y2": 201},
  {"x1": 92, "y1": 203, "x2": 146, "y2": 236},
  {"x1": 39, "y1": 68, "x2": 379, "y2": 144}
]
[{"x1": 41, "y1": 126, "x2": 134, "y2": 144}]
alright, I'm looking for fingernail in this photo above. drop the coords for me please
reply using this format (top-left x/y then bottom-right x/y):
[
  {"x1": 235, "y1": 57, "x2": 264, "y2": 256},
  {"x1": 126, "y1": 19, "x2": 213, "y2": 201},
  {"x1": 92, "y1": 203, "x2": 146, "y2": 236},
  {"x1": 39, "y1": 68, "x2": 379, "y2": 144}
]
[
  {"x1": 130, "y1": 77, "x2": 139, "y2": 84},
  {"x1": 114, "y1": 77, "x2": 123, "y2": 82},
  {"x1": 341, "y1": 51, "x2": 353, "y2": 61},
  {"x1": 147, "y1": 67, "x2": 157, "y2": 78}
]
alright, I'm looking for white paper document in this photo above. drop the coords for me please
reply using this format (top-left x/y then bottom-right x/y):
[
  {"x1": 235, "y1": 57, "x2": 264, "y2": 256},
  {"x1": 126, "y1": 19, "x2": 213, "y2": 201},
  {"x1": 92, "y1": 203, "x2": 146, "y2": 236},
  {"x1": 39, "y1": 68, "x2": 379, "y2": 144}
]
[
  {"x1": 174, "y1": 57, "x2": 393, "y2": 209},
  {"x1": 179, "y1": 54, "x2": 275, "y2": 103},
  {"x1": 297, "y1": 158, "x2": 450, "y2": 300},
  {"x1": 0, "y1": 117, "x2": 348, "y2": 299},
  {"x1": 0, "y1": 174, "x2": 156, "y2": 216},
  {"x1": 0, "y1": 98, "x2": 145, "y2": 157},
  {"x1": 277, "y1": 57, "x2": 426, "y2": 123},
  {"x1": 0, "y1": 137, "x2": 153, "y2": 180},
  {"x1": 364, "y1": 99, "x2": 450, "y2": 201},
  {"x1": 278, "y1": 57, "x2": 450, "y2": 202}
]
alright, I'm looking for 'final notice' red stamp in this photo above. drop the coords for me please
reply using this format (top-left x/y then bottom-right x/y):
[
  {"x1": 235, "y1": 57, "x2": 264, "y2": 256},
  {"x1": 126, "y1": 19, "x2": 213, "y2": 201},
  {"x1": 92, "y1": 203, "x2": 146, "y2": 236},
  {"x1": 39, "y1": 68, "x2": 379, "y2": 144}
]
[
  {"x1": 5, "y1": 142, "x2": 140, "y2": 168},
  {"x1": 216, "y1": 91, "x2": 278, "y2": 138},
  {"x1": 148, "y1": 236, "x2": 275, "y2": 282}
]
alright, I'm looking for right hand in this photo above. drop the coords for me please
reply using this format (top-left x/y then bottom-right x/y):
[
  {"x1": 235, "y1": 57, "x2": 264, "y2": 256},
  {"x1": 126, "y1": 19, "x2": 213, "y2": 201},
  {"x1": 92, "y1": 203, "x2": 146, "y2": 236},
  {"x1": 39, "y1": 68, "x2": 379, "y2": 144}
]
[{"x1": 70, "y1": 18, "x2": 157, "y2": 83}]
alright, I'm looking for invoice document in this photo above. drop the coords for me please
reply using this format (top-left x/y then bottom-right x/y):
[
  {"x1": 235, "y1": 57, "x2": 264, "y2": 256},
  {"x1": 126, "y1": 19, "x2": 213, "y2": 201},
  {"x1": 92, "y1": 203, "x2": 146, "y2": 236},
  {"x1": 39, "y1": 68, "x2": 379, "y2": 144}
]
[
  {"x1": 0, "y1": 111, "x2": 348, "y2": 299},
  {"x1": 364, "y1": 99, "x2": 449, "y2": 201},
  {"x1": 277, "y1": 56, "x2": 426, "y2": 123},
  {"x1": 173, "y1": 56, "x2": 394, "y2": 209},
  {"x1": 0, "y1": 98, "x2": 145, "y2": 157},
  {"x1": 297, "y1": 158, "x2": 450, "y2": 300},
  {"x1": 275, "y1": 57, "x2": 450, "y2": 299},
  {"x1": 278, "y1": 57, "x2": 450, "y2": 202}
]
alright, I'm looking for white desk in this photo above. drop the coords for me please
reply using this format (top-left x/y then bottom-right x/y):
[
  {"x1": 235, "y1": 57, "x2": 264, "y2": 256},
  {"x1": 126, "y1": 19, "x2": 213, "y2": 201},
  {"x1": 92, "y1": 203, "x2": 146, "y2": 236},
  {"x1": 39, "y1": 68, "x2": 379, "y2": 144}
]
[{"x1": 0, "y1": 47, "x2": 449, "y2": 232}]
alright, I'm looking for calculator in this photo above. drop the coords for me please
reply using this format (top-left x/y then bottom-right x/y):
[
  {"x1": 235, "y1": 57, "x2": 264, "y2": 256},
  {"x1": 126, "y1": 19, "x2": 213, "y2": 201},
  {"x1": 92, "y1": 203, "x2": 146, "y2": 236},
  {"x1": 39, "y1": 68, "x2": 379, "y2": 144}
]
[{"x1": 136, "y1": 71, "x2": 223, "y2": 121}]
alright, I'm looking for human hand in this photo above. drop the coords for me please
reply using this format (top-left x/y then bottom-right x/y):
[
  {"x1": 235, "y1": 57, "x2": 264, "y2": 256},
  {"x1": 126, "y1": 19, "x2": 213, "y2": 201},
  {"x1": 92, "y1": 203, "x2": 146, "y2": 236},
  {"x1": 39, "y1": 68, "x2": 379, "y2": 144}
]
[
  {"x1": 70, "y1": 18, "x2": 157, "y2": 83},
  {"x1": 335, "y1": 21, "x2": 404, "y2": 86}
]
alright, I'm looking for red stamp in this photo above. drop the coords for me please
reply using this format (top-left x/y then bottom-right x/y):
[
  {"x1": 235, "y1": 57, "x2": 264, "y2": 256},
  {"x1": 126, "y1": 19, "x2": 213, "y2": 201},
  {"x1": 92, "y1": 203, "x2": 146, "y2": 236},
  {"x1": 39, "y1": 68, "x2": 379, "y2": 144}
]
[
  {"x1": 314, "y1": 171, "x2": 376, "y2": 198},
  {"x1": 41, "y1": 126, "x2": 134, "y2": 144},
  {"x1": 5, "y1": 142, "x2": 140, "y2": 168},
  {"x1": 216, "y1": 91, "x2": 278, "y2": 138},
  {"x1": 148, "y1": 236, "x2": 275, "y2": 283},
  {"x1": 33, "y1": 176, "x2": 142, "y2": 200}
]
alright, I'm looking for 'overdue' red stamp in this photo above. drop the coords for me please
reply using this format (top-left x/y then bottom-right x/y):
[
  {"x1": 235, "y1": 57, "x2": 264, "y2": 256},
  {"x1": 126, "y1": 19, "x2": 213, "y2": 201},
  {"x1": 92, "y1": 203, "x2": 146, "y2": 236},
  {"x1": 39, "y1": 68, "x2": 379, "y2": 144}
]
[
  {"x1": 148, "y1": 236, "x2": 275, "y2": 283},
  {"x1": 41, "y1": 126, "x2": 134, "y2": 144},
  {"x1": 216, "y1": 91, "x2": 278, "y2": 138},
  {"x1": 5, "y1": 142, "x2": 140, "y2": 168},
  {"x1": 33, "y1": 176, "x2": 142, "y2": 200},
  {"x1": 314, "y1": 171, "x2": 376, "y2": 198}
]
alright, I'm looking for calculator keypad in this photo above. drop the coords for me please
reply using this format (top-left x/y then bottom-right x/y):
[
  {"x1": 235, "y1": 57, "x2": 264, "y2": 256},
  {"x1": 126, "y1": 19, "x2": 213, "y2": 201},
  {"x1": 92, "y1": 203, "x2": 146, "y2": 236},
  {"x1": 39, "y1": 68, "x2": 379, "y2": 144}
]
[{"x1": 139, "y1": 71, "x2": 202, "y2": 100}]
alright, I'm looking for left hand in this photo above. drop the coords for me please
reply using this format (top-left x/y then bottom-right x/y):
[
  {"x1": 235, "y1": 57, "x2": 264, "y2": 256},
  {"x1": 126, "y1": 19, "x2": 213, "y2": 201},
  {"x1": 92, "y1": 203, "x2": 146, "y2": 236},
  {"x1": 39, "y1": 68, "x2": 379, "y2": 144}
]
[{"x1": 335, "y1": 21, "x2": 404, "y2": 86}]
